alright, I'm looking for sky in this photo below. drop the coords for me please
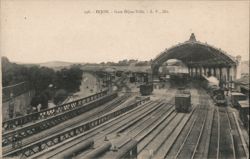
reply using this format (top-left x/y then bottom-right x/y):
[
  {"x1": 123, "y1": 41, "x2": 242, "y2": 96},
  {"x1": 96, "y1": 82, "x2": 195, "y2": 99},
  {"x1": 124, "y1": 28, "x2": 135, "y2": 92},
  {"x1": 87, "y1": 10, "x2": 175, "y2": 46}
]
[{"x1": 1, "y1": 0, "x2": 249, "y2": 63}]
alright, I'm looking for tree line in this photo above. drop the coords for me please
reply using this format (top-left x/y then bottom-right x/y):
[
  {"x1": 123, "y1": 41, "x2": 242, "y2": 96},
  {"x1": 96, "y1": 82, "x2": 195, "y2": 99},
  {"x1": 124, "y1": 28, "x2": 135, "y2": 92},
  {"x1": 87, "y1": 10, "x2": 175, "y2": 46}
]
[
  {"x1": 99, "y1": 59, "x2": 152, "y2": 66},
  {"x1": 2, "y1": 57, "x2": 83, "y2": 110}
]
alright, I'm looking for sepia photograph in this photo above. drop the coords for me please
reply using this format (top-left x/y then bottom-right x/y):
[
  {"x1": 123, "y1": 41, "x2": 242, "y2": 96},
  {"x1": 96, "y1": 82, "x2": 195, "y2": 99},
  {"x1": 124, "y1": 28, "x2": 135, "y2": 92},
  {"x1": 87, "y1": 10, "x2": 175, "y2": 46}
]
[{"x1": 1, "y1": 0, "x2": 249, "y2": 158}]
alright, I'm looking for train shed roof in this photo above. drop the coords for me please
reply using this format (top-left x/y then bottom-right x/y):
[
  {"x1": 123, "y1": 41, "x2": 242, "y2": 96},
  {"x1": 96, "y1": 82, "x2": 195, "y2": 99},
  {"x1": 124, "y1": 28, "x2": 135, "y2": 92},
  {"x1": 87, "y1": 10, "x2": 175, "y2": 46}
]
[{"x1": 152, "y1": 33, "x2": 238, "y2": 68}]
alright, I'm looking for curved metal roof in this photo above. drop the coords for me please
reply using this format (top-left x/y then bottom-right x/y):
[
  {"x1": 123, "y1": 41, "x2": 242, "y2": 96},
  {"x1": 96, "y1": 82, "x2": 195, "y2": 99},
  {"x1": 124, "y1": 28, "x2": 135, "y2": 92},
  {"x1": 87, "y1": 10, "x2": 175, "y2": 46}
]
[{"x1": 152, "y1": 33, "x2": 237, "y2": 68}]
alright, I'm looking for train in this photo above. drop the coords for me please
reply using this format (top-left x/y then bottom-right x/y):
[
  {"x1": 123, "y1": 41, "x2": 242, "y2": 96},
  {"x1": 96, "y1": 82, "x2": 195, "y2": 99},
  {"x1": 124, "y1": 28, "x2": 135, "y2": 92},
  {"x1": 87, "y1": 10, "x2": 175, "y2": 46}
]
[
  {"x1": 162, "y1": 65, "x2": 189, "y2": 86},
  {"x1": 200, "y1": 75, "x2": 226, "y2": 106},
  {"x1": 169, "y1": 73, "x2": 189, "y2": 86}
]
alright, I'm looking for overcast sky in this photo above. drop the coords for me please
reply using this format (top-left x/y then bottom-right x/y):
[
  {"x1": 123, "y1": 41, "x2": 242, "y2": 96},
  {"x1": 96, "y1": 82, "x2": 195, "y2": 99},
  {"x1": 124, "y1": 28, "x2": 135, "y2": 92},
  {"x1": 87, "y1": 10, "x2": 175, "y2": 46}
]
[{"x1": 1, "y1": 1, "x2": 249, "y2": 63}]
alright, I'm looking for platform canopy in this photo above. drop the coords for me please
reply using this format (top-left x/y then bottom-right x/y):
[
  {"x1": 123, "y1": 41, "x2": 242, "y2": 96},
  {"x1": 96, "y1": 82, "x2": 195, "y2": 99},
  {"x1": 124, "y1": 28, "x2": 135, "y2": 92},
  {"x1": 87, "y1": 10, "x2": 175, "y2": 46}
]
[{"x1": 152, "y1": 33, "x2": 237, "y2": 74}]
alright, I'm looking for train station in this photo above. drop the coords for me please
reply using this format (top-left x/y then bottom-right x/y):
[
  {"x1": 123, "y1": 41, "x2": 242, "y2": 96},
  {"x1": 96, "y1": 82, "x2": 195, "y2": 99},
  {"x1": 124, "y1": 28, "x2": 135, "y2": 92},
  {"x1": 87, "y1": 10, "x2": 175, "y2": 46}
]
[
  {"x1": 2, "y1": 33, "x2": 249, "y2": 159},
  {"x1": 152, "y1": 33, "x2": 240, "y2": 82},
  {"x1": 2, "y1": 0, "x2": 250, "y2": 158}
]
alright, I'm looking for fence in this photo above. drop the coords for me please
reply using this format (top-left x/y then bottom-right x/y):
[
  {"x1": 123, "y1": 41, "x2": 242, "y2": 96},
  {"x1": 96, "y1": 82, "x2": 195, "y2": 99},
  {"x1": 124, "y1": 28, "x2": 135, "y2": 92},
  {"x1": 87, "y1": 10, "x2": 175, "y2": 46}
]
[{"x1": 2, "y1": 90, "x2": 109, "y2": 130}]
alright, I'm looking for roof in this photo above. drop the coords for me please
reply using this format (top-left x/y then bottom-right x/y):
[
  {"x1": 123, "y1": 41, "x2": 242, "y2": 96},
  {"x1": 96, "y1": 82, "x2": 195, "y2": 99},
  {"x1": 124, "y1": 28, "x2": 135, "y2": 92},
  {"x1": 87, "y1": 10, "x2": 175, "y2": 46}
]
[
  {"x1": 152, "y1": 33, "x2": 237, "y2": 68},
  {"x1": 239, "y1": 100, "x2": 249, "y2": 108},
  {"x1": 231, "y1": 92, "x2": 246, "y2": 96}
]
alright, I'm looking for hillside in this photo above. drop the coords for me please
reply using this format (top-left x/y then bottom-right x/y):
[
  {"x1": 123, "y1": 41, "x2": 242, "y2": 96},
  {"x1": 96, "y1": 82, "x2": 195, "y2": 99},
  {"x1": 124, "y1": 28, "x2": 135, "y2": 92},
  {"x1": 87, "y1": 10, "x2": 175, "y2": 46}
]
[{"x1": 38, "y1": 61, "x2": 79, "y2": 68}]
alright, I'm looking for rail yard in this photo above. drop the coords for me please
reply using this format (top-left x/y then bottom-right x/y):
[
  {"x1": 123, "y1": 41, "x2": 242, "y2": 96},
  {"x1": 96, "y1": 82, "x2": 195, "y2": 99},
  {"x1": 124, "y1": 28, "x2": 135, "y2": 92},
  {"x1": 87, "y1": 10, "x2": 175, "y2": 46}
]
[
  {"x1": 2, "y1": 34, "x2": 249, "y2": 159},
  {"x1": 2, "y1": 76, "x2": 249, "y2": 159}
]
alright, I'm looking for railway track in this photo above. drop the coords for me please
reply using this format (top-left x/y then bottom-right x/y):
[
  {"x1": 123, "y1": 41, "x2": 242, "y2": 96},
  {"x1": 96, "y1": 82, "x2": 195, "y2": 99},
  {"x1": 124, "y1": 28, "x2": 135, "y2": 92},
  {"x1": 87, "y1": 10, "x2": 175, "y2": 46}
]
[
  {"x1": 76, "y1": 86, "x2": 247, "y2": 159},
  {"x1": 161, "y1": 88, "x2": 211, "y2": 159},
  {"x1": 134, "y1": 86, "x2": 248, "y2": 159},
  {"x1": 73, "y1": 97, "x2": 181, "y2": 159},
  {"x1": 30, "y1": 87, "x2": 175, "y2": 158},
  {"x1": 213, "y1": 107, "x2": 247, "y2": 159},
  {"x1": 2, "y1": 91, "x2": 117, "y2": 149},
  {"x1": 169, "y1": 87, "x2": 248, "y2": 159},
  {"x1": 74, "y1": 101, "x2": 174, "y2": 158},
  {"x1": 2, "y1": 93, "x2": 130, "y2": 154},
  {"x1": 30, "y1": 100, "x2": 161, "y2": 158},
  {"x1": 207, "y1": 103, "x2": 248, "y2": 159},
  {"x1": 3, "y1": 76, "x2": 132, "y2": 154},
  {"x1": 171, "y1": 89, "x2": 212, "y2": 159},
  {"x1": 232, "y1": 112, "x2": 249, "y2": 159},
  {"x1": 173, "y1": 104, "x2": 208, "y2": 159},
  {"x1": 7, "y1": 83, "x2": 248, "y2": 159},
  {"x1": 208, "y1": 107, "x2": 236, "y2": 159},
  {"x1": 135, "y1": 100, "x2": 199, "y2": 159},
  {"x1": 5, "y1": 97, "x2": 150, "y2": 158}
]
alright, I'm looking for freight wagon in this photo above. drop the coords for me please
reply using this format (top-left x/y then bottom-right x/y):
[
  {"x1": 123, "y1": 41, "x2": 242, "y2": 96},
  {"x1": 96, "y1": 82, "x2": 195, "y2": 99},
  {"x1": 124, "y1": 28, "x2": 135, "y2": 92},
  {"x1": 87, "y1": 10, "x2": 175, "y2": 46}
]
[
  {"x1": 140, "y1": 84, "x2": 153, "y2": 96},
  {"x1": 175, "y1": 89, "x2": 191, "y2": 113},
  {"x1": 130, "y1": 77, "x2": 136, "y2": 83}
]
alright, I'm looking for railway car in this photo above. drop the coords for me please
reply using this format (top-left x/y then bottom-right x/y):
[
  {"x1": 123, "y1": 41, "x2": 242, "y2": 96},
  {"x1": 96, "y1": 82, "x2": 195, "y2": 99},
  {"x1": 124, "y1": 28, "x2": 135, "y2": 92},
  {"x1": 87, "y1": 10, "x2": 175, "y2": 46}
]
[
  {"x1": 165, "y1": 65, "x2": 189, "y2": 86},
  {"x1": 116, "y1": 71, "x2": 123, "y2": 77},
  {"x1": 238, "y1": 100, "x2": 249, "y2": 129},
  {"x1": 175, "y1": 90, "x2": 191, "y2": 113},
  {"x1": 231, "y1": 92, "x2": 247, "y2": 109},
  {"x1": 140, "y1": 84, "x2": 153, "y2": 96},
  {"x1": 169, "y1": 73, "x2": 189, "y2": 86},
  {"x1": 130, "y1": 76, "x2": 136, "y2": 83}
]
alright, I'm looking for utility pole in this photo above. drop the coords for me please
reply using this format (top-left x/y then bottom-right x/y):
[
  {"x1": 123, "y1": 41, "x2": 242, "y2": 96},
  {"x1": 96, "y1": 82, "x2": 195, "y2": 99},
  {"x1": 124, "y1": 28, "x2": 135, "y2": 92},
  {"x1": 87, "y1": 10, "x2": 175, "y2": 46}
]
[{"x1": 9, "y1": 92, "x2": 14, "y2": 119}]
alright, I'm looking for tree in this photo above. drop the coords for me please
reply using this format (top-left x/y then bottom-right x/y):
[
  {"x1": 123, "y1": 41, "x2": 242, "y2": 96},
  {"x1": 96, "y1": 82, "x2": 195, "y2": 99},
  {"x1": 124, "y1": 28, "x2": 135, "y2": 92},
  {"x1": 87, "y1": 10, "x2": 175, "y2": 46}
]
[
  {"x1": 53, "y1": 89, "x2": 68, "y2": 105},
  {"x1": 2, "y1": 57, "x2": 83, "y2": 107}
]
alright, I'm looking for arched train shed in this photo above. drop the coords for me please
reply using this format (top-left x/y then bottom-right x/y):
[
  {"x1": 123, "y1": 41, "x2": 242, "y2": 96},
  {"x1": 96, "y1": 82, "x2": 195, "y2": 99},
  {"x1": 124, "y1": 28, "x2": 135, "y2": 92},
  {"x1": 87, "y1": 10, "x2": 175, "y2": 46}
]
[{"x1": 151, "y1": 33, "x2": 240, "y2": 86}]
